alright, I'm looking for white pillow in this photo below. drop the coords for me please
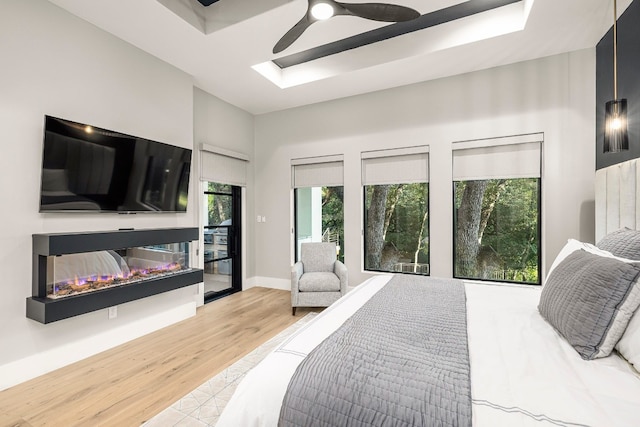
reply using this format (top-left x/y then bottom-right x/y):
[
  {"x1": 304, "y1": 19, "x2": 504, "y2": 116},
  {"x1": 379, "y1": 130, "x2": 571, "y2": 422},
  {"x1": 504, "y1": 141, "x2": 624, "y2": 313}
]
[
  {"x1": 546, "y1": 239, "x2": 607, "y2": 283},
  {"x1": 617, "y1": 309, "x2": 640, "y2": 372}
]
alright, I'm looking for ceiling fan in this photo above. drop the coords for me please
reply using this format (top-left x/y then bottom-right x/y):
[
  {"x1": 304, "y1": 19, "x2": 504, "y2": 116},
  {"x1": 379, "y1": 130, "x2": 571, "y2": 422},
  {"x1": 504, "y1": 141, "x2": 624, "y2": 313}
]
[
  {"x1": 196, "y1": 0, "x2": 219, "y2": 6},
  {"x1": 273, "y1": 0, "x2": 420, "y2": 54}
]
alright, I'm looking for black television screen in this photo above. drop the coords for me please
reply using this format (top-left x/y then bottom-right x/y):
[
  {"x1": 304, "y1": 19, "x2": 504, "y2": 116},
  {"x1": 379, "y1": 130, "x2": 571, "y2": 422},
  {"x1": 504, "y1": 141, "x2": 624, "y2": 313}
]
[{"x1": 39, "y1": 116, "x2": 192, "y2": 213}]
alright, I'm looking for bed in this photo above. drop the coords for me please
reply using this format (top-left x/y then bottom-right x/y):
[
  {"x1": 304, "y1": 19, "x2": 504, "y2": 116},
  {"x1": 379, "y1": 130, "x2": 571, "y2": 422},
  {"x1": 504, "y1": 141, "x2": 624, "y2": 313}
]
[{"x1": 217, "y1": 159, "x2": 640, "y2": 427}]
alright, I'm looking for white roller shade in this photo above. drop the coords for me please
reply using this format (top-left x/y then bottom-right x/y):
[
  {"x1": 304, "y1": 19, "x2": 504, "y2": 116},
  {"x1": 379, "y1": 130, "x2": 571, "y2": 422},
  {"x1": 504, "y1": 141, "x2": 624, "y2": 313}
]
[
  {"x1": 361, "y1": 146, "x2": 429, "y2": 185},
  {"x1": 452, "y1": 137, "x2": 542, "y2": 181},
  {"x1": 292, "y1": 155, "x2": 344, "y2": 188},
  {"x1": 200, "y1": 144, "x2": 248, "y2": 186}
]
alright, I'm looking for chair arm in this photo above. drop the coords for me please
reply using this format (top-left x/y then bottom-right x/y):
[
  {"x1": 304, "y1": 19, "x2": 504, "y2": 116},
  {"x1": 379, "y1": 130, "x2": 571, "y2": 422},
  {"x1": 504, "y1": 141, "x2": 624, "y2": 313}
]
[
  {"x1": 334, "y1": 260, "x2": 348, "y2": 294},
  {"x1": 291, "y1": 261, "x2": 304, "y2": 291}
]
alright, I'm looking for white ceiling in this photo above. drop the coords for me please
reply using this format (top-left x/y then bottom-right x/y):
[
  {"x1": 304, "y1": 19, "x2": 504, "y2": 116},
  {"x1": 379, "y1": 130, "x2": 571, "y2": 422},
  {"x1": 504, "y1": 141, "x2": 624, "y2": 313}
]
[{"x1": 47, "y1": 0, "x2": 630, "y2": 115}]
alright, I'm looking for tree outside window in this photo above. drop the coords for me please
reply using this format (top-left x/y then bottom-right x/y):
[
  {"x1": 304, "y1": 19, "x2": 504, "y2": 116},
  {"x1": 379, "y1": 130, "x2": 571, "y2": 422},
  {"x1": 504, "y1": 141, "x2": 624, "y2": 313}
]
[
  {"x1": 206, "y1": 182, "x2": 232, "y2": 226},
  {"x1": 364, "y1": 183, "x2": 429, "y2": 275},
  {"x1": 454, "y1": 178, "x2": 540, "y2": 284}
]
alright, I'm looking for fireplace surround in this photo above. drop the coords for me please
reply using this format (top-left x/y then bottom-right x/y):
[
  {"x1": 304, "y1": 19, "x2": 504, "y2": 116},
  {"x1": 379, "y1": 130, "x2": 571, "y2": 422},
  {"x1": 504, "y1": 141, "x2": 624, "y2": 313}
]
[{"x1": 27, "y1": 227, "x2": 203, "y2": 324}]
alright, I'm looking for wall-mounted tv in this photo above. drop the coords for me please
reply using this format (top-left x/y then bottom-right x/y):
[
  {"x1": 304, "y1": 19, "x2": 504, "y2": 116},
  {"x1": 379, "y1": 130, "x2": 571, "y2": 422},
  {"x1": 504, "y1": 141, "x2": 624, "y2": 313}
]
[{"x1": 39, "y1": 116, "x2": 192, "y2": 213}]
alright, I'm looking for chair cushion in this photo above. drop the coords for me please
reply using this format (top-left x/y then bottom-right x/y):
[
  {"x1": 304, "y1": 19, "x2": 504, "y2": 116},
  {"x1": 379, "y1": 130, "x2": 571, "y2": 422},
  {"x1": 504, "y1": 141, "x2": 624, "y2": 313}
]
[
  {"x1": 299, "y1": 272, "x2": 341, "y2": 292},
  {"x1": 301, "y1": 242, "x2": 336, "y2": 272}
]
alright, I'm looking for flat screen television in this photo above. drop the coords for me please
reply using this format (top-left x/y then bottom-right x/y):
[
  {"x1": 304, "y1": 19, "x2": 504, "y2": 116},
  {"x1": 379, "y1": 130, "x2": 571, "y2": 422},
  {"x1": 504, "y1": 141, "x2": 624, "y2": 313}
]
[{"x1": 39, "y1": 116, "x2": 192, "y2": 213}]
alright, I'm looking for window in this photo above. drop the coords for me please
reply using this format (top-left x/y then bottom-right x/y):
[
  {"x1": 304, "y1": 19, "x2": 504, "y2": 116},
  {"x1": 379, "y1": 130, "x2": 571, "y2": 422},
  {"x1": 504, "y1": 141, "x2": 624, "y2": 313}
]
[
  {"x1": 452, "y1": 136, "x2": 542, "y2": 284},
  {"x1": 292, "y1": 156, "x2": 344, "y2": 262},
  {"x1": 295, "y1": 186, "x2": 344, "y2": 261},
  {"x1": 364, "y1": 183, "x2": 429, "y2": 274},
  {"x1": 362, "y1": 147, "x2": 429, "y2": 275}
]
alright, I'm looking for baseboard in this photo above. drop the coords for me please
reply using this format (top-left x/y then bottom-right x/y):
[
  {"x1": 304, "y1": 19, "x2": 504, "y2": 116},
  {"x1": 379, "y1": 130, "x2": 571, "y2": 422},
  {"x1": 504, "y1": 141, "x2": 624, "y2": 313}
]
[
  {"x1": 245, "y1": 276, "x2": 291, "y2": 291},
  {"x1": 0, "y1": 300, "x2": 195, "y2": 392}
]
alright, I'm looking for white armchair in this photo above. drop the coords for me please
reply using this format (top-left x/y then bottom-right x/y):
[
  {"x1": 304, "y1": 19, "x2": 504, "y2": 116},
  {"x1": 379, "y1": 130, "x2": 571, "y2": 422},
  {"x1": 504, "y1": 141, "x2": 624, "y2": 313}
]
[{"x1": 291, "y1": 242, "x2": 347, "y2": 315}]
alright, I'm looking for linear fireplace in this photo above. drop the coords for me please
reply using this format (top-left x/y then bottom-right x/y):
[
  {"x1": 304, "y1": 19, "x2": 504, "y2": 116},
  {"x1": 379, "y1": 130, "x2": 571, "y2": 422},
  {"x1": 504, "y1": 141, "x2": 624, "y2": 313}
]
[{"x1": 27, "y1": 227, "x2": 203, "y2": 324}]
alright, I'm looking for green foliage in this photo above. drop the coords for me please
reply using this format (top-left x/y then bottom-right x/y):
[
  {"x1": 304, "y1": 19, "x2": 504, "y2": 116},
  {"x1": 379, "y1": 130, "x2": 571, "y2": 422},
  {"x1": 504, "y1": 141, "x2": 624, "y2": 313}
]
[
  {"x1": 384, "y1": 183, "x2": 429, "y2": 264},
  {"x1": 206, "y1": 182, "x2": 232, "y2": 226},
  {"x1": 322, "y1": 186, "x2": 345, "y2": 262},
  {"x1": 481, "y1": 179, "x2": 539, "y2": 283},
  {"x1": 454, "y1": 178, "x2": 540, "y2": 284},
  {"x1": 364, "y1": 183, "x2": 429, "y2": 270}
]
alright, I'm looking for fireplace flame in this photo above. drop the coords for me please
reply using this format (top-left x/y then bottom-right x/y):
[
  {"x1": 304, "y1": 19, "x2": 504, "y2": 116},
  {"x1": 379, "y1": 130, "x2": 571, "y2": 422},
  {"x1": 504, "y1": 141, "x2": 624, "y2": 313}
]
[{"x1": 53, "y1": 262, "x2": 186, "y2": 298}]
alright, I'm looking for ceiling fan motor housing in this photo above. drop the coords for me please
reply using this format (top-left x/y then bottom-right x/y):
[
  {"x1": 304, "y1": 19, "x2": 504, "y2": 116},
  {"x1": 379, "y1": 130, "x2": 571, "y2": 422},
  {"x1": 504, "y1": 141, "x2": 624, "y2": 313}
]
[{"x1": 196, "y1": 0, "x2": 219, "y2": 7}]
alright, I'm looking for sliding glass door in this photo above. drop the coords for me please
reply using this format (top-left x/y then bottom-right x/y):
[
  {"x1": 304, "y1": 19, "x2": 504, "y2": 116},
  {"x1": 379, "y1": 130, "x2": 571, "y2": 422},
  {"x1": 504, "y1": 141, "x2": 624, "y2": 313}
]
[{"x1": 203, "y1": 183, "x2": 241, "y2": 302}]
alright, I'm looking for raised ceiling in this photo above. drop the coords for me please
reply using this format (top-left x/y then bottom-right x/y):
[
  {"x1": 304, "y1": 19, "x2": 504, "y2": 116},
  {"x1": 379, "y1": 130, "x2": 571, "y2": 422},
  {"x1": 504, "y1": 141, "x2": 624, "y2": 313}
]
[{"x1": 47, "y1": 0, "x2": 630, "y2": 114}]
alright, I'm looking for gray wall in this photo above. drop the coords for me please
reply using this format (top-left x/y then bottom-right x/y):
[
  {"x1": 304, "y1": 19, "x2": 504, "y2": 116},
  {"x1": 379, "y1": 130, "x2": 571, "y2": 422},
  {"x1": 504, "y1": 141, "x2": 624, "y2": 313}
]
[
  {"x1": 254, "y1": 50, "x2": 597, "y2": 289},
  {"x1": 596, "y1": 0, "x2": 640, "y2": 169}
]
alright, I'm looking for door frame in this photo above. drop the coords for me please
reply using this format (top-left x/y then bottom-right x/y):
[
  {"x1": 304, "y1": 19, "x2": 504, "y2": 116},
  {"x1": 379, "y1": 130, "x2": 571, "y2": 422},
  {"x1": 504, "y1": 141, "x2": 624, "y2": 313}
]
[{"x1": 200, "y1": 182, "x2": 243, "y2": 304}]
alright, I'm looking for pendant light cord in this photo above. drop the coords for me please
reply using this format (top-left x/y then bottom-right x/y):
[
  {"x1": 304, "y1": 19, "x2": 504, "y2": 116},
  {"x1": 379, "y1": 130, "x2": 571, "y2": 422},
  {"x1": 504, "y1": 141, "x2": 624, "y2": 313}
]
[{"x1": 613, "y1": 0, "x2": 618, "y2": 100}]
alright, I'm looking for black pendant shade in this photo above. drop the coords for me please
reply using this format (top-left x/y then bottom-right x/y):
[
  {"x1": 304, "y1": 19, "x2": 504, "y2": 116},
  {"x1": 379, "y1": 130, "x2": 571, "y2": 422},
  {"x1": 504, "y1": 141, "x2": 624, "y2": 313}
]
[{"x1": 604, "y1": 99, "x2": 630, "y2": 153}]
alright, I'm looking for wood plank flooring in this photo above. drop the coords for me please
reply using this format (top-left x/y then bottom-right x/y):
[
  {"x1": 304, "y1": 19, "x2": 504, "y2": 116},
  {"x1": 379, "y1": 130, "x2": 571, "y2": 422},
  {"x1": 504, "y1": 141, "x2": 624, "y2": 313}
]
[{"x1": 0, "y1": 287, "x2": 318, "y2": 427}]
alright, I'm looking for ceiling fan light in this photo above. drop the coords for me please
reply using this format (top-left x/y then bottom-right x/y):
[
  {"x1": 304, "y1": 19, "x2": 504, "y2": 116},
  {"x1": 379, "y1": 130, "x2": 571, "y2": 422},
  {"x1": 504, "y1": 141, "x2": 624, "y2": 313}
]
[{"x1": 311, "y1": 3, "x2": 334, "y2": 20}]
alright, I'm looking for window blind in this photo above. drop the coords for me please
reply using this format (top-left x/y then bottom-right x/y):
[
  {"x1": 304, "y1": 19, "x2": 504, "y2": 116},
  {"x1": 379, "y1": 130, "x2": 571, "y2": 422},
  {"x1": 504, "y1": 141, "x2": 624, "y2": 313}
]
[
  {"x1": 452, "y1": 135, "x2": 542, "y2": 181},
  {"x1": 361, "y1": 146, "x2": 429, "y2": 185},
  {"x1": 292, "y1": 155, "x2": 344, "y2": 188},
  {"x1": 200, "y1": 144, "x2": 249, "y2": 187}
]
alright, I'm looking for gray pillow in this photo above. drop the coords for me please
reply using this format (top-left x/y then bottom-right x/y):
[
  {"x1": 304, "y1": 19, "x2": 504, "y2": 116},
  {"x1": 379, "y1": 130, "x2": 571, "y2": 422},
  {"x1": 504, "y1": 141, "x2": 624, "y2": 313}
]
[
  {"x1": 597, "y1": 227, "x2": 640, "y2": 260},
  {"x1": 538, "y1": 249, "x2": 640, "y2": 360}
]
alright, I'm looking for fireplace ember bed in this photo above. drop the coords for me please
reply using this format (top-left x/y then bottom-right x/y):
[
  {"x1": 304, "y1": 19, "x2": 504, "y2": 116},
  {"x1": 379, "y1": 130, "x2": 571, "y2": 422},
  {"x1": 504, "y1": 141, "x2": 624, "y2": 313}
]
[{"x1": 27, "y1": 227, "x2": 203, "y2": 324}]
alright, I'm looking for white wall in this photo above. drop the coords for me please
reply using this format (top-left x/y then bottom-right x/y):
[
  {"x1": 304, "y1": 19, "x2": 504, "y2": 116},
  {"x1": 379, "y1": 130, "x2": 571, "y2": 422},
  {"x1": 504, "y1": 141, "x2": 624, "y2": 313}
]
[
  {"x1": 253, "y1": 50, "x2": 596, "y2": 287},
  {"x1": 0, "y1": 0, "x2": 198, "y2": 390},
  {"x1": 0, "y1": 0, "x2": 598, "y2": 391},
  {"x1": 192, "y1": 87, "x2": 255, "y2": 298}
]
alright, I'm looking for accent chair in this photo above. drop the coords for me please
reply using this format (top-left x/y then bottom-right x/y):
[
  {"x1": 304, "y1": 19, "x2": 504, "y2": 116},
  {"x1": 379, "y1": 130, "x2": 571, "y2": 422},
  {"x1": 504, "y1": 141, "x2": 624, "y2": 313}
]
[{"x1": 291, "y1": 242, "x2": 347, "y2": 315}]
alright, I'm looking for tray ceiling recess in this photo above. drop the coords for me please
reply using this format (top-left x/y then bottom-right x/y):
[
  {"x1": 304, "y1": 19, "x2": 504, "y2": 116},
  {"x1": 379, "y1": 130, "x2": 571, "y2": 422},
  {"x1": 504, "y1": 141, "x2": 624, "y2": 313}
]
[
  {"x1": 254, "y1": 0, "x2": 529, "y2": 88},
  {"x1": 49, "y1": 0, "x2": 628, "y2": 113}
]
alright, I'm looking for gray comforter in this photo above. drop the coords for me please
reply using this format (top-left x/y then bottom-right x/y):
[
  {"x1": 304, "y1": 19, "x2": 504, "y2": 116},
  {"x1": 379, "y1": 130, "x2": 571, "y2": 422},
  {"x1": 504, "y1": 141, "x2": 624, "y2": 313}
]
[{"x1": 278, "y1": 275, "x2": 472, "y2": 426}]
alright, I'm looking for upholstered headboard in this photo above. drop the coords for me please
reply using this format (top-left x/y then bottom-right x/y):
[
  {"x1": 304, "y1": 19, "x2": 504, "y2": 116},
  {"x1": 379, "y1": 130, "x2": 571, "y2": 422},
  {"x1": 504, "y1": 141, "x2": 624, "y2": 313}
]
[{"x1": 595, "y1": 158, "x2": 640, "y2": 242}]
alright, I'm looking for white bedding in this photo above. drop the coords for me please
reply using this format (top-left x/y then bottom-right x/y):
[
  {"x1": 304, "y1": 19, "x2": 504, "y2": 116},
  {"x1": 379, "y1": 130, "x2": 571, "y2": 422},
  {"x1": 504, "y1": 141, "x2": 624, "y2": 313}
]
[{"x1": 217, "y1": 275, "x2": 640, "y2": 426}]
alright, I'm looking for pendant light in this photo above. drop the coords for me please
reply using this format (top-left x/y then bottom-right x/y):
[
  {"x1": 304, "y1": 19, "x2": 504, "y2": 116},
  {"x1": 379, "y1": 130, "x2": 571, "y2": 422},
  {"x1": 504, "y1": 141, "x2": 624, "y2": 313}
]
[{"x1": 604, "y1": 0, "x2": 629, "y2": 153}]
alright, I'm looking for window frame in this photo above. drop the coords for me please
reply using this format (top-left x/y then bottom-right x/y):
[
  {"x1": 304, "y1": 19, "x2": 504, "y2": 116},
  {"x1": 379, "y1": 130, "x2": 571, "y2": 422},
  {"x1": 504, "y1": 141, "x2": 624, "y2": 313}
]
[
  {"x1": 293, "y1": 185, "x2": 345, "y2": 263},
  {"x1": 362, "y1": 182, "x2": 430, "y2": 276},
  {"x1": 202, "y1": 183, "x2": 242, "y2": 302}
]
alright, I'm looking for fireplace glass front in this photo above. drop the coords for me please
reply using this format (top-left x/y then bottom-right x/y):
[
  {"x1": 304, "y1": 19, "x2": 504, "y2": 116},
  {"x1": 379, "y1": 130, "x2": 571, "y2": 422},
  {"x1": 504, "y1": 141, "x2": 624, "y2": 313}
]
[{"x1": 46, "y1": 242, "x2": 191, "y2": 299}]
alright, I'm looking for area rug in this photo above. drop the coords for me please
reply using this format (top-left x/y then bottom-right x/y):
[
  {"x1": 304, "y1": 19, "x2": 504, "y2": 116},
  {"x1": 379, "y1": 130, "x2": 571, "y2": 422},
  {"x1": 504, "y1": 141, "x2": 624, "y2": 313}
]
[{"x1": 142, "y1": 312, "x2": 318, "y2": 427}]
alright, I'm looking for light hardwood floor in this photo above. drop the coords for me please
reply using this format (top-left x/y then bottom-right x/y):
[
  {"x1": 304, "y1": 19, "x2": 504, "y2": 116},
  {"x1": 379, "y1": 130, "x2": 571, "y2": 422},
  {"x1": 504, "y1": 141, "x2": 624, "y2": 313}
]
[{"x1": 0, "y1": 287, "x2": 318, "y2": 427}]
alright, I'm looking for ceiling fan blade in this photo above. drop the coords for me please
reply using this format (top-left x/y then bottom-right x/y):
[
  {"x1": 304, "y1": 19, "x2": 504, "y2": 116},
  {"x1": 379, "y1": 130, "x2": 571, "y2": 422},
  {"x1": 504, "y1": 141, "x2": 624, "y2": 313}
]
[
  {"x1": 338, "y1": 2, "x2": 420, "y2": 22},
  {"x1": 273, "y1": 16, "x2": 314, "y2": 54}
]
